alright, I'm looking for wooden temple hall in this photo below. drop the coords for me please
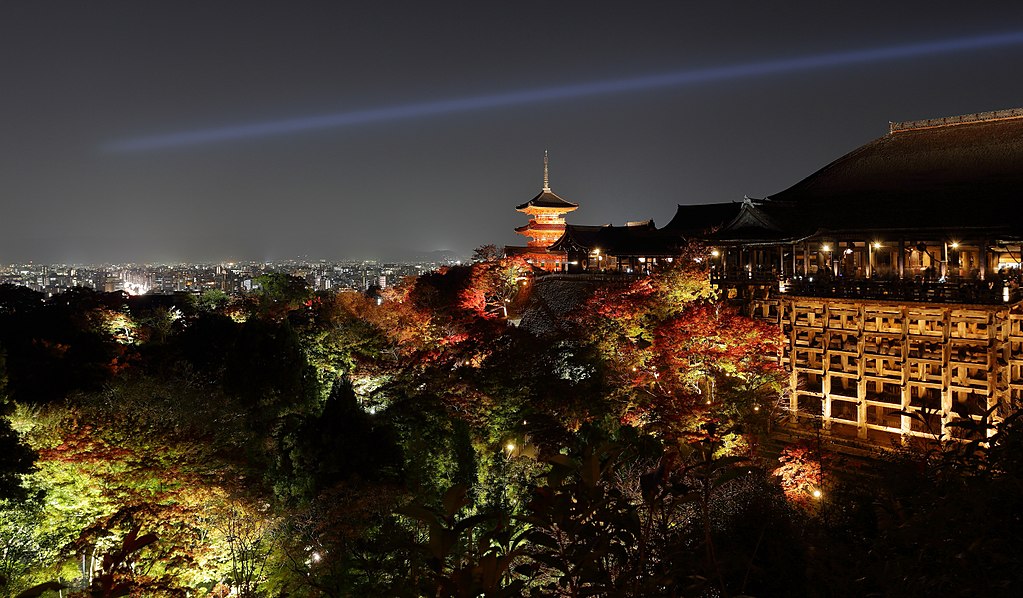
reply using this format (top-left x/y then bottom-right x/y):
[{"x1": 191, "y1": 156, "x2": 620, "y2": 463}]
[{"x1": 510, "y1": 108, "x2": 1023, "y2": 448}]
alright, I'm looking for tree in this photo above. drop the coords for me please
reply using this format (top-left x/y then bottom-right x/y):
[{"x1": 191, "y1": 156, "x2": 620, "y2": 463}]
[
  {"x1": 253, "y1": 273, "x2": 311, "y2": 318},
  {"x1": 459, "y1": 257, "x2": 530, "y2": 319},
  {"x1": 472, "y1": 244, "x2": 503, "y2": 263},
  {"x1": 0, "y1": 350, "x2": 36, "y2": 502},
  {"x1": 569, "y1": 259, "x2": 783, "y2": 444}
]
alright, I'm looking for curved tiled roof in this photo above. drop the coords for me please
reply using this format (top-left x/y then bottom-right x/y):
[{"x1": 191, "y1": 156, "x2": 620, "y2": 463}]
[
  {"x1": 549, "y1": 221, "x2": 682, "y2": 256},
  {"x1": 516, "y1": 190, "x2": 579, "y2": 211},
  {"x1": 661, "y1": 202, "x2": 743, "y2": 236},
  {"x1": 515, "y1": 222, "x2": 567, "y2": 233},
  {"x1": 764, "y1": 112, "x2": 1023, "y2": 237}
]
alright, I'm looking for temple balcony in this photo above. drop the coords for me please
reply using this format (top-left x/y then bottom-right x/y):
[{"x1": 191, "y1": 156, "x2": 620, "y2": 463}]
[{"x1": 711, "y1": 268, "x2": 1022, "y2": 305}]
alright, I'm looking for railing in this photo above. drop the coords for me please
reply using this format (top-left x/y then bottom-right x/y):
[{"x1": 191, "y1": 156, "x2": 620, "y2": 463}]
[
  {"x1": 784, "y1": 278, "x2": 1020, "y2": 305},
  {"x1": 547, "y1": 269, "x2": 1023, "y2": 305},
  {"x1": 710, "y1": 269, "x2": 779, "y2": 284},
  {"x1": 710, "y1": 270, "x2": 1022, "y2": 305}
]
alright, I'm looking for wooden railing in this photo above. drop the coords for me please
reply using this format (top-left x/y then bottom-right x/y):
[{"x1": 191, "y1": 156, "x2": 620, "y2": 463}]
[
  {"x1": 710, "y1": 270, "x2": 1022, "y2": 305},
  {"x1": 783, "y1": 278, "x2": 1020, "y2": 305}
]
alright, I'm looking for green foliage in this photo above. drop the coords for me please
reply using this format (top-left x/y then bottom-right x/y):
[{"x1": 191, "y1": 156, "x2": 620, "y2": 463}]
[
  {"x1": 196, "y1": 289, "x2": 230, "y2": 314},
  {"x1": 5, "y1": 265, "x2": 1023, "y2": 597},
  {"x1": 224, "y1": 317, "x2": 317, "y2": 424},
  {"x1": 397, "y1": 485, "x2": 525, "y2": 597},
  {"x1": 0, "y1": 418, "x2": 37, "y2": 502},
  {"x1": 274, "y1": 377, "x2": 402, "y2": 502}
]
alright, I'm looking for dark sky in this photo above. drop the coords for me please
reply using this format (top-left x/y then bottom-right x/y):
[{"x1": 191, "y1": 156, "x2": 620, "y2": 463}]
[{"x1": 5, "y1": 1, "x2": 1023, "y2": 263}]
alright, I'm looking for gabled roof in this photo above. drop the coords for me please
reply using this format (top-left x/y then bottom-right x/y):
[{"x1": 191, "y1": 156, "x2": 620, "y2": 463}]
[
  {"x1": 548, "y1": 224, "x2": 607, "y2": 252},
  {"x1": 660, "y1": 202, "x2": 743, "y2": 237},
  {"x1": 516, "y1": 189, "x2": 579, "y2": 211},
  {"x1": 550, "y1": 221, "x2": 681, "y2": 256},
  {"x1": 708, "y1": 198, "x2": 793, "y2": 243}
]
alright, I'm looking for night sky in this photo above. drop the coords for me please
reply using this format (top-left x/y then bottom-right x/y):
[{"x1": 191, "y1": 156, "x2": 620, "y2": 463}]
[{"x1": 5, "y1": 1, "x2": 1023, "y2": 263}]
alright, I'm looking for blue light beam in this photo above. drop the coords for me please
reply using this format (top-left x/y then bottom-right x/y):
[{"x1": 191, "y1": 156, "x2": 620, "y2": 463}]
[{"x1": 106, "y1": 30, "x2": 1023, "y2": 152}]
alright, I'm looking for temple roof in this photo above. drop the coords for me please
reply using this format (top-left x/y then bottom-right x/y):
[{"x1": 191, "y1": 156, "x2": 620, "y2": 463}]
[
  {"x1": 660, "y1": 202, "x2": 743, "y2": 237},
  {"x1": 762, "y1": 109, "x2": 1023, "y2": 238},
  {"x1": 516, "y1": 190, "x2": 578, "y2": 212},
  {"x1": 550, "y1": 221, "x2": 681, "y2": 255},
  {"x1": 515, "y1": 222, "x2": 567, "y2": 233}
]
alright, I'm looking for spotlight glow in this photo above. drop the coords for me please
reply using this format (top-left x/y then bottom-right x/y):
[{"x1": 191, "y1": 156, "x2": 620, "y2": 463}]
[{"x1": 105, "y1": 31, "x2": 1023, "y2": 151}]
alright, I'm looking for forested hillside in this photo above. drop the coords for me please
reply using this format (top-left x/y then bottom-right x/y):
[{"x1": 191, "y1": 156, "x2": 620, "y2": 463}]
[{"x1": 1, "y1": 258, "x2": 1022, "y2": 597}]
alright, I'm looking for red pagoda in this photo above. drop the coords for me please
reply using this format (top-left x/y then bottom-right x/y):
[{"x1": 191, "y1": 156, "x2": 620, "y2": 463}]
[{"x1": 509, "y1": 151, "x2": 577, "y2": 270}]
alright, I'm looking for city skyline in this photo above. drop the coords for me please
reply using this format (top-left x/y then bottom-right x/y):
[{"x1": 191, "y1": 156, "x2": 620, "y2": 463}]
[{"x1": 5, "y1": 1, "x2": 1023, "y2": 262}]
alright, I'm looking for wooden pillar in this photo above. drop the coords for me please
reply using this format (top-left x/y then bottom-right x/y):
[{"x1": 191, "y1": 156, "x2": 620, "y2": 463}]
[
  {"x1": 988, "y1": 310, "x2": 1002, "y2": 438},
  {"x1": 866, "y1": 242, "x2": 873, "y2": 279},
  {"x1": 979, "y1": 239, "x2": 988, "y2": 281},
  {"x1": 940, "y1": 307, "x2": 952, "y2": 438},
  {"x1": 897, "y1": 239, "x2": 905, "y2": 279},
  {"x1": 900, "y1": 305, "x2": 912, "y2": 441},
  {"x1": 778, "y1": 245, "x2": 785, "y2": 278},
  {"x1": 802, "y1": 243, "x2": 810, "y2": 277},
  {"x1": 856, "y1": 302, "x2": 868, "y2": 439},
  {"x1": 941, "y1": 243, "x2": 948, "y2": 280},
  {"x1": 788, "y1": 300, "x2": 799, "y2": 421},
  {"x1": 822, "y1": 302, "x2": 832, "y2": 430}
]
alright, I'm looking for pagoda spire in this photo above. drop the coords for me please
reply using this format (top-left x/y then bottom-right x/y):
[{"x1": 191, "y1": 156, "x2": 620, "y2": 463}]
[{"x1": 543, "y1": 150, "x2": 550, "y2": 192}]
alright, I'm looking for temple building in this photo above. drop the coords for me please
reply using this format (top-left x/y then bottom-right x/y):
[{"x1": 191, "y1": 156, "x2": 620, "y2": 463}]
[
  {"x1": 506, "y1": 152, "x2": 577, "y2": 271},
  {"x1": 540, "y1": 107, "x2": 1023, "y2": 451}
]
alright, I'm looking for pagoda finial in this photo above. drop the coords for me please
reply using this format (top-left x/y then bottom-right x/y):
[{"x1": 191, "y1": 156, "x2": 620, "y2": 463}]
[{"x1": 543, "y1": 150, "x2": 550, "y2": 192}]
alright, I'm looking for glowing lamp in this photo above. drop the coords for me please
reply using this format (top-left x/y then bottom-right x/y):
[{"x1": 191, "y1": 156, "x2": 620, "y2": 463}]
[
  {"x1": 812, "y1": 489, "x2": 822, "y2": 499},
  {"x1": 505, "y1": 442, "x2": 516, "y2": 453},
  {"x1": 872, "y1": 242, "x2": 882, "y2": 249},
  {"x1": 950, "y1": 241, "x2": 959, "y2": 249},
  {"x1": 821, "y1": 244, "x2": 831, "y2": 252},
  {"x1": 710, "y1": 249, "x2": 720, "y2": 257}
]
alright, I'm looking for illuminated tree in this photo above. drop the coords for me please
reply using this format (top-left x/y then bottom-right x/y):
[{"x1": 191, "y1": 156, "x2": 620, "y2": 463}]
[
  {"x1": 459, "y1": 257, "x2": 530, "y2": 319},
  {"x1": 570, "y1": 258, "x2": 783, "y2": 443}
]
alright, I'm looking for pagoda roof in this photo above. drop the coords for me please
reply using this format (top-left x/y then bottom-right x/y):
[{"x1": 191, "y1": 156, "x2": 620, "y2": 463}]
[
  {"x1": 515, "y1": 222, "x2": 567, "y2": 233},
  {"x1": 516, "y1": 189, "x2": 579, "y2": 212},
  {"x1": 760, "y1": 109, "x2": 1023, "y2": 238}
]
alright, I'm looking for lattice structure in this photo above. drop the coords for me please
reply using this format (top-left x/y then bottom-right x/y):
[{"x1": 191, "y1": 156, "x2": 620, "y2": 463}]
[{"x1": 751, "y1": 295, "x2": 1016, "y2": 446}]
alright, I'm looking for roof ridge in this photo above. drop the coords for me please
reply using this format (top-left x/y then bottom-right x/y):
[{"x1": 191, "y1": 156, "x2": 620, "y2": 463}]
[{"x1": 890, "y1": 107, "x2": 1023, "y2": 134}]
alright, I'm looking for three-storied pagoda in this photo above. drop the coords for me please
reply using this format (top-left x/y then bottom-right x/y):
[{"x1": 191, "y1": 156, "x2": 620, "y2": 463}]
[{"x1": 508, "y1": 151, "x2": 578, "y2": 270}]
